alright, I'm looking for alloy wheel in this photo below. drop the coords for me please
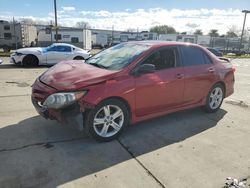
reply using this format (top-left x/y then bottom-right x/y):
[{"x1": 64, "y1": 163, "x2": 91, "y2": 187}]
[
  {"x1": 93, "y1": 105, "x2": 124, "y2": 138},
  {"x1": 209, "y1": 87, "x2": 223, "y2": 109}
]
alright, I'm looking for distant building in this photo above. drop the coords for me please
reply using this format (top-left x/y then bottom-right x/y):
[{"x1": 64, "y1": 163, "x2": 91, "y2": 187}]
[
  {"x1": 0, "y1": 20, "x2": 37, "y2": 52},
  {"x1": 37, "y1": 28, "x2": 92, "y2": 50},
  {"x1": 90, "y1": 29, "x2": 157, "y2": 47}
]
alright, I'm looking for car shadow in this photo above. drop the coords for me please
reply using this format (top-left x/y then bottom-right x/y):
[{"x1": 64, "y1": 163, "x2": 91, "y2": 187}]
[
  {"x1": 0, "y1": 108, "x2": 227, "y2": 187},
  {"x1": 0, "y1": 64, "x2": 52, "y2": 69}
]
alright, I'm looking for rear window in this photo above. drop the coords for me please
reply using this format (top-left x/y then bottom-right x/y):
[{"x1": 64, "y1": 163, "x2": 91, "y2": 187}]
[{"x1": 181, "y1": 46, "x2": 210, "y2": 66}]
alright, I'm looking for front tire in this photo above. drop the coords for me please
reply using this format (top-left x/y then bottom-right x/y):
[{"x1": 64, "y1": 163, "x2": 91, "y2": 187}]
[
  {"x1": 204, "y1": 83, "x2": 224, "y2": 113},
  {"x1": 22, "y1": 55, "x2": 39, "y2": 67},
  {"x1": 85, "y1": 99, "x2": 129, "y2": 142}
]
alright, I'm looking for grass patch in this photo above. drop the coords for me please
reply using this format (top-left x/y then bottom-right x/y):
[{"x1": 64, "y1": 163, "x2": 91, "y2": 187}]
[
  {"x1": 0, "y1": 52, "x2": 11, "y2": 57},
  {"x1": 224, "y1": 54, "x2": 250, "y2": 59}
]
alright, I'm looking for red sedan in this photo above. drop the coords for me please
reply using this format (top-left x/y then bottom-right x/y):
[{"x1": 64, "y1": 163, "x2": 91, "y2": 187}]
[{"x1": 32, "y1": 41, "x2": 235, "y2": 141}]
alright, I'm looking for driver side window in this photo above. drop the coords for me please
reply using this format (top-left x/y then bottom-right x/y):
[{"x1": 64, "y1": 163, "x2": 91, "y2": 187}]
[
  {"x1": 47, "y1": 46, "x2": 57, "y2": 52},
  {"x1": 143, "y1": 48, "x2": 177, "y2": 71}
]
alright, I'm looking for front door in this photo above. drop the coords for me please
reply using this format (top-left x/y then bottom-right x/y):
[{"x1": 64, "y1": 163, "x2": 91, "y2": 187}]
[{"x1": 135, "y1": 47, "x2": 184, "y2": 116}]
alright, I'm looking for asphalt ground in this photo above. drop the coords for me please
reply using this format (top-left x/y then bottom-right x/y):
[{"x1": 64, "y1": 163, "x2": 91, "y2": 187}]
[{"x1": 0, "y1": 57, "x2": 249, "y2": 188}]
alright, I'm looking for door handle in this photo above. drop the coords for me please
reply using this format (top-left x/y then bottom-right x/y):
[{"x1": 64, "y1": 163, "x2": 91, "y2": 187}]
[
  {"x1": 208, "y1": 68, "x2": 215, "y2": 73},
  {"x1": 176, "y1": 73, "x2": 184, "y2": 79}
]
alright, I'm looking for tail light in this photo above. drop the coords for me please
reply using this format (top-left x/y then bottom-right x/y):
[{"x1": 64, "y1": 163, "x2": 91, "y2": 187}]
[{"x1": 232, "y1": 66, "x2": 236, "y2": 72}]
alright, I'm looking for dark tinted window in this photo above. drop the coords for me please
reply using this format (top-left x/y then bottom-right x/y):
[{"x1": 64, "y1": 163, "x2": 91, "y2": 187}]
[
  {"x1": 4, "y1": 33, "x2": 12, "y2": 39},
  {"x1": 71, "y1": 37, "x2": 79, "y2": 43},
  {"x1": 181, "y1": 46, "x2": 206, "y2": 66},
  {"x1": 4, "y1": 25, "x2": 10, "y2": 30},
  {"x1": 143, "y1": 48, "x2": 176, "y2": 70},
  {"x1": 56, "y1": 46, "x2": 72, "y2": 52},
  {"x1": 54, "y1": 34, "x2": 62, "y2": 40}
]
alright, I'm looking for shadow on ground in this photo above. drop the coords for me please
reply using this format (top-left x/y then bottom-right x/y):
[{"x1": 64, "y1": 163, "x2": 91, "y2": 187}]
[
  {"x1": 0, "y1": 64, "x2": 51, "y2": 69},
  {"x1": 0, "y1": 108, "x2": 226, "y2": 187}
]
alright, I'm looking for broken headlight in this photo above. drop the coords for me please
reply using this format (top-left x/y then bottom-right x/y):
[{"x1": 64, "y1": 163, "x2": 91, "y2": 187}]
[{"x1": 43, "y1": 91, "x2": 87, "y2": 109}]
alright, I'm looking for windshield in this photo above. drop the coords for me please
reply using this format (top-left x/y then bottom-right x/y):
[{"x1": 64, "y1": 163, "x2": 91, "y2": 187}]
[
  {"x1": 42, "y1": 44, "x2": 56, "y2": 53},
  {"x1": 86, "y1": 43, "x2": 151, "y2": 70}
]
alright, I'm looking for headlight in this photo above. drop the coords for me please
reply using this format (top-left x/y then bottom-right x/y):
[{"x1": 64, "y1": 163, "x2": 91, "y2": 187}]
[
  {"x1": 43, "y1": 91, "x2": 87, "y2": 109},
  {"x1": 15, "y1": 52, "x2": 23, "y2": 56}
]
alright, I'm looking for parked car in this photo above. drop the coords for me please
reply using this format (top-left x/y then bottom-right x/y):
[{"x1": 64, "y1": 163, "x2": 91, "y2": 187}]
[
  {"x1": 207, "y1": 48, "x2": 223, "y2": 57},
  {"x1": 10, "y1": 43, "x2": 90, "y2": 67},
  {"x1": 220, "y1": 49, "x2": 247, "y2": 56},
  {"x1": 207, "y1": 48, "x2": 230, "y2": 62},
  {"x1": 32, "y1": 41, "x2": 235, "y2": 141}
]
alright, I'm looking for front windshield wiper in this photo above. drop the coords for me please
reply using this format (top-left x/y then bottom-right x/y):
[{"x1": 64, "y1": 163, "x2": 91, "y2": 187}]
[{"x1": 88, "y1": 63, "x2": 108, "y2": 69}]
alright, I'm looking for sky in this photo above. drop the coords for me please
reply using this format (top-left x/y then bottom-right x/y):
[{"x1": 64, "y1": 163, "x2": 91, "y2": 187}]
[{"x1": 0, "y1": 0, "x2": 250, "y2": 34}]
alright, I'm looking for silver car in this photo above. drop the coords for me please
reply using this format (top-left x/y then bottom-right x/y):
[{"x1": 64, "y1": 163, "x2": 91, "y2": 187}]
[{"x1": 10, "y1": 43, "x2": 91, "y2": 67}]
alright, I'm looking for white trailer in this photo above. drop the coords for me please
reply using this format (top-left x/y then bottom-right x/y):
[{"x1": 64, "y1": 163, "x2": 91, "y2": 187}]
[
  {"x1": 92, "y1": 33, "x2": 108, "y2": 48},
  {"x1": 38, "y1": 28, "x2": 92, "y2": 50},
  {"x1": 176, "y1": 35, "x2": 196, "y2": 43},
  {"x1": 0, "y1": 20, "x2": 37, "y2": 52},
  {"x1": 197, "y1": 35, "x2": 211, "y2": 46},
  {"x1": 158, "y1": 34, "x2": 177, "y2": 41}
]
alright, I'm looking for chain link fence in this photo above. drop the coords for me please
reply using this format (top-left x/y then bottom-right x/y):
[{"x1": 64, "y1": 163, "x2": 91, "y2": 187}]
[{"x1": 209, "y1": 37, "x2": 250, "y2": 54}]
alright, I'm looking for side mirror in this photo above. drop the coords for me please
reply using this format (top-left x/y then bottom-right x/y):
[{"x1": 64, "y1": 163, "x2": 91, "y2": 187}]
[{"x1": 133, "y1": 64, "x2": 156, "y2": 76}]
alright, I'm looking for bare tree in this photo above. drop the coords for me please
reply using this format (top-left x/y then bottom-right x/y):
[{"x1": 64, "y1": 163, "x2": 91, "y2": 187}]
[
  {"x1": 126, "y1": 28, "x2": 136, "y2": 32},
  {"x1": 194, "y1": 29, "x2": 203, "y2": 35},
  {"x1": 226, "y1": 31, "x2": 238, "y2": 38},
  {"x1": 19, "y1": 18, "x2": 35, "y2": 25},
  {"x1": 150, "y1": 25, "x2": 176, "y2": 34},
  {"x1": 209, "y1": 29, "x2": 219, "y2": 37},
  {"x1": 226, "y1": 25, "x2": 239, "y2": 37},
  {"x1": 75, "y1": 21, "x2": 91, "y2": 29}
]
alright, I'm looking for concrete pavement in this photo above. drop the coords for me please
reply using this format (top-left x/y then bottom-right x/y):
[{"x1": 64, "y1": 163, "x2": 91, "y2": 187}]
[{"x1": 0, "y1": 58, "x2": 249, "y2": 188}]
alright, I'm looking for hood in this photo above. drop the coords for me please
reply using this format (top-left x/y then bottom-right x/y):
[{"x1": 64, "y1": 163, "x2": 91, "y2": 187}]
[
  {"x1": 40, "y1": 61, "x2": 119, "y2": 90},
  {"x1": 17, "y1": 47, "x2": 43, "y2": 54}
]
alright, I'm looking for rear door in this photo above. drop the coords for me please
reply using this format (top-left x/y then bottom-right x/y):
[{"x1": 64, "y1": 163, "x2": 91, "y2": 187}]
[
  {"x1": 46, "y1": 45, "x2": 72, "y2": 64},
  {"x1": 134, "y1": 47, "x2": 185, "y2": 116},
  {"x1": 180, "y1": 46, "x2": 216, "y2": 105}
]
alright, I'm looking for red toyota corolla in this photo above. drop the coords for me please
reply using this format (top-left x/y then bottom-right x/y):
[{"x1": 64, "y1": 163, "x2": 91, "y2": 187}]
[{"x1": 32, "y1": 41, "x2": 235, "y2": 141}]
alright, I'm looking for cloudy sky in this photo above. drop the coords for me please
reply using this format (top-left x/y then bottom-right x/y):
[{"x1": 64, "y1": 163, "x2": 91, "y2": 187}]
[{"x1": 0, "y1": 0, "x2": 250, "y2": 34}]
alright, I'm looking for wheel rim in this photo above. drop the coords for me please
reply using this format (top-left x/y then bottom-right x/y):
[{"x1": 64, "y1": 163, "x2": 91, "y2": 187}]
[
  {"x1": 93, "y1": 105, "x2": 124, "y2": 138},
  {"x1": 209, "y1": 87, "x2": 223, "y2": 109}
]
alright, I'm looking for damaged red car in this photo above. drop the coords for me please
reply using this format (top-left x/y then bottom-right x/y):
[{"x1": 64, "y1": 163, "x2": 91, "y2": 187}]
[{"x1": 32, "y1": 41, "x2": 235, "y2": 141}]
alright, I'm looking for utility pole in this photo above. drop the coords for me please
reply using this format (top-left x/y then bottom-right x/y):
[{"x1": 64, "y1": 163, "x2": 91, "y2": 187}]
[
  {"x1": 248, "y1": 36, "x2": 250, "y2": 53},
  {"x1": 239, "y1": 10, "x2": 250, "y2": 51},
  {"x1": 137, "y1": 27, "x2": 139, "y2": 40},
  {"x1": 50, "y1": 20, "x2": 53, "y2": 44},
  {"x1": 111, "y1": 25, "x2": 114, "y2": 44},
  {"x1": 13, "y1": 17, "x2": 17, "y2": 50},
  {"x1": 54, "y1": 0, "x2": 58, "y2": 42}
]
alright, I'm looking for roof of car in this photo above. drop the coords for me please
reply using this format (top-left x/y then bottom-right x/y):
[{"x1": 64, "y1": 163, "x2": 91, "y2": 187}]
[
  {"x1": 126, "y1": 40, "x2": 202, "y2": 48},
  {"x1": 53, "y1": 43, "x2": 74, "y2": 47}
]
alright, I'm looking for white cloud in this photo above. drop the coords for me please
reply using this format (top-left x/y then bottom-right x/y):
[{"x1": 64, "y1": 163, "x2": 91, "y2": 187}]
[
  {"x1": 0, "y1": 8, "x2": 246, "y2": 35},
  {"x1": 62, "y1": 6, "x2": 75, "y2": 11}
]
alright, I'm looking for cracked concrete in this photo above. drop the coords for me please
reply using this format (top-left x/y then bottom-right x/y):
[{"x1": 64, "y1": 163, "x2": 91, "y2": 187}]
[{"x1": 0, "y1": 58, "x2": 250, "y2": 188}]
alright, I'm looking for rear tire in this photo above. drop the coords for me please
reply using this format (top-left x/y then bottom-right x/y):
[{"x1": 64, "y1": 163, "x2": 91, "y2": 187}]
[
  {"x1": 73, "y1": 56, "x2": 85, "y2": 60},
  {"x1": 203, "y1": 83, "x2": 224, "y2": 113},
  {"x1": 22, "y1": 55, "x2": 39, "y2": 67},
  {"x1": 84, "y1": 99, "x2": 129, "y2": 142}
]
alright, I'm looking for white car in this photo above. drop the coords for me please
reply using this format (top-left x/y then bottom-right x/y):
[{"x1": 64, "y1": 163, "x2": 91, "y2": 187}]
[{"x1": 10, "y1": 43, "x2": 91, "y2": 66}]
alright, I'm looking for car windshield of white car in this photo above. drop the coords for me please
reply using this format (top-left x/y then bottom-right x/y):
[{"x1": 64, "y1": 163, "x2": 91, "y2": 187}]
[{"x1": 86, "y1": 43, "x2": 151, "y2": 70}]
